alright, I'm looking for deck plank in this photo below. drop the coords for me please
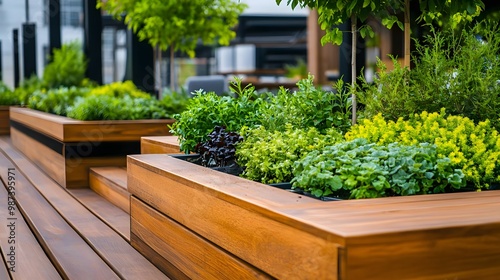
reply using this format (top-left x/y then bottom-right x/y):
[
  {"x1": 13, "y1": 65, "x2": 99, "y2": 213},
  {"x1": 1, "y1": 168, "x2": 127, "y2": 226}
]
[
  {"x1": 0, "y1": 181, "x2": 61, "y2": 279},
  {"x1": 0, "y1": 137, "x2": 168, "y2": 280},
  {"x1": 68, "y1": 188, "x2": 130, "y2": 241},
  {"x1": 0, "y1": 151, "x2": 119, "y2": 279},
  {"x1": 0, "y1": 251, "x2": 11, "y2": 280},
  {"x1": 89, "y1": 167, "x2": 129, "y2": 213}
]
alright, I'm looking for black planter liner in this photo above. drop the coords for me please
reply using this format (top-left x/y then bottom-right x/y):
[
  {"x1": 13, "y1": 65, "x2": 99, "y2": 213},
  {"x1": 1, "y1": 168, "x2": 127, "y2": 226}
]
[
  {"x1": 169, "y1": 154, "x2": 341, "y2": 202},
  {"x1": 268, "y1": 182, "x2": 344, "y2": 201}
]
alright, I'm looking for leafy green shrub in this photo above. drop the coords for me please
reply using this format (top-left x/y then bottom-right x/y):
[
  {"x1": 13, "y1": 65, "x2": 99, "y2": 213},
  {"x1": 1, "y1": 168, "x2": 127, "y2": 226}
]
[
  {"x1": 237, "y1": 125, "x2": 343, "y2": 184},
  {"x1": 359, "y1": 22, "x2": 500, "y2": 126},
  {"x1": 43, "y1": 42, "x2": 87, "y2": 88},
  {"x1": 13, "y1": 76, "x2": 45, "y2": 105},
  {"x1": 28, "y1": 87, "x2": 90, "y2": 116},
  {"x1": 67, "y1": 94, "x2": 168, "y2": 120},
  {"x1": 170, "y1": 83, "x2": 266, "y2": 153},
  {"x1": 159, "y1": 89, "x2": 190, "y2": 115},
  {"x1": 346, "y1": 109, "x2": 500, "y2": 188},
  {"x1": 358, "y1": 57, "x2": 413, "y2": 120},
  {"x1": 0, "y1": 82, "x2": 19, "y2": 105},
  {"x1": 260, "y1": 75, "x2": 352, "y2": 133},
  {"x1": 292, "y1": 138, "x2": 465, "y2": 199},
  {"x1": 89, "y1": 80, "x2": 151, "y2": 99}
]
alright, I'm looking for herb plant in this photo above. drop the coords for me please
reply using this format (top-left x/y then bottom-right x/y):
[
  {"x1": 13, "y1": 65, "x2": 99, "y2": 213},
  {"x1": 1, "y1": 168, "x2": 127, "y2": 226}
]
[
  {"x1": 195, "y1": 126, "x2": 243, "y2": 168},
  {"x1": 237, "y1": 125, "x2": 343, "y2": 184},
  {"x1": 260, "y1": 75, "x2": 352, "y2": 134},
  {"x1": 43, "y1": 42, "x2": 87, "y2": 88},
  {"x1": 170, "y1": 82, "x2": 265, "y2": 153},
  {"x1": 13, "y1": 76, "x2": 45, "y2": 105},
  {"x1": 28, "y1": 87, "x2": 90, "y2": 116},
  {"x1": 346, "y1": 109, "x2": 500, "y2": 189},
  {"x1": 292, "y1": 138, "x2": 465, "y2": 199},
  {"x1": 0, "y1": 82, "x2": 19, "y2": 105},
  {"x1": 67, "y1": 94, "x2": 169, "y2": 120},
  {"x1": 89, "y1": 81, "x2": 152, "y2": 99},
  {"x1": 359, "y1": 22, "x2": 500, "y2": 127}
]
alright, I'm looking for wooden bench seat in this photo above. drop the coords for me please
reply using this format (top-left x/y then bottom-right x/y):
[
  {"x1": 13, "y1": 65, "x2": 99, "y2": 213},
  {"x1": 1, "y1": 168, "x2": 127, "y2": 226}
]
[{"x1": 0, "y1": 137, "x2": 169, "y2": 279}]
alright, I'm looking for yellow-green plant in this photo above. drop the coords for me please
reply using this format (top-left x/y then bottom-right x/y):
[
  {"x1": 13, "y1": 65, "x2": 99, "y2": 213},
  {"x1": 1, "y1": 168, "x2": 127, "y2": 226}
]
[
  {"x1": 346, "y1": 109, "x2": 500, "y2": 188},
  {"x1": 89, "y1": 81, "x2": 151, "y2": 99},
  {"x1": 237, "y1": 125, "x2": 343, "y2": 184}
]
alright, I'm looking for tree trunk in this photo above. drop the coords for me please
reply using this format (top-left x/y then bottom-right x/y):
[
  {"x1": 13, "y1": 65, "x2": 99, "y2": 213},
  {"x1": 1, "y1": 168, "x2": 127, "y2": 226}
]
[
  {"x1": 351, "y1": 14, "x2": 357, "y2": 125},
  {"x1": 404, "y1": 0, "x2": 411, "y2": 68},
  {"x1": 157, "y1": 46, "x2": 163, "y2": 98},
  {"x1": 170, "y1": 45, "x2": 175, "y2": 92}
]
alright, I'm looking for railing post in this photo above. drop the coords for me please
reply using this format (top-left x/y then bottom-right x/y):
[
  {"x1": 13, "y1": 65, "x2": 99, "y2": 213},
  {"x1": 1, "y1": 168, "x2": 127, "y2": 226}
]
[{"x1": 13, "y1": 29, "x2": 20, "y2": 88}]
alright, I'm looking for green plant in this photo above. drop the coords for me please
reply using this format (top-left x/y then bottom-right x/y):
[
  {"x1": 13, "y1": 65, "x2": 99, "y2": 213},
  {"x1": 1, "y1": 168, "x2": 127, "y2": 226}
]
[
  {"x1": 359, "y1": 22, "x2": 500, "y2": 127},
  {"x1": 260, "y1": 75, "x2": 352, "y2": 133},
  {"x1": 67, "y1": 94, "x2": 168, "y2": 120},
  {"x1": 0, "y1": 82, "x2": 19, "y2": 105},
  {"x1": 170, "y1": 82, "x2": 266, "y2": 153},
  {"x1": 88, "y1": 81, "x2": 151, "y2": 99},
  {"x1": 292, "y1": 138, "x2": 465, "y2": 199},
  {"x1": 43, "y1": 42, "x2": 87, "y2": 88},
  {"x1": 284, "y1": 58, "x2": 308, "y2": 79},
  {"x1": 237, "y1": 125, "x2": 343, "y2": 184},
  {"x1": 28, "y1": 87, "x2": 90, "y2": 116},
  {"x1": 159, "y1": 88, "x2": 190, "y2": 115},
  {"x1": 13, "y1": 76, "x2": 45, "y2": 105},
  {"x1": 358, "y1": 57, "x2": 413, "y2": 120},
  {"x1": 346, "y1": 109, "x2": 500, "y2": 188},
  {"x1": 98, "y1": 0, "x2": 246, "y2": 90}
]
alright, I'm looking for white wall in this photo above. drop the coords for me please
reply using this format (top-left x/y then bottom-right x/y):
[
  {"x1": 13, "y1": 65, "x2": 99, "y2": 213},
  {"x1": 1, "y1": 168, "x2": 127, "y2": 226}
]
[
  {"x1": 0, "y1": 0, "x2": 83, "y2": 88},
  {"x1": 240, "y1": 0, "x2": 309, "y2": 15}
]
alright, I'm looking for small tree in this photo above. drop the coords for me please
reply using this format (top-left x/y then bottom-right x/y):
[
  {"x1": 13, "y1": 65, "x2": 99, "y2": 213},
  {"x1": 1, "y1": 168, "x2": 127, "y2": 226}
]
[
  {"x1": 277, "y1": 0, "x2": 404, "y2": 125},
  {"x1": 98, "y1": 0, "x2": 246, "y2": 91},
  {"x1": 277, "y1": 0, "x2": 484, "y2": 124}
]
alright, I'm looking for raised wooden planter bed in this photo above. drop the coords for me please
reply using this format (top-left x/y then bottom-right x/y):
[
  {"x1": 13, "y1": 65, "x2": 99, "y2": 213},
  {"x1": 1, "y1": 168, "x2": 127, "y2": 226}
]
[
  {"x1": 0, "y1": 106, "x2": 11, "y2": 135},
  {"x1": 10, "y1": 107, "x2": 174, "y2": 188},
  {"x1": 141, "y1": 136, "x2": 182, "y2": 154},
  {"x1": 128, "y1": 154, "x2": 500, "y2": 280}
]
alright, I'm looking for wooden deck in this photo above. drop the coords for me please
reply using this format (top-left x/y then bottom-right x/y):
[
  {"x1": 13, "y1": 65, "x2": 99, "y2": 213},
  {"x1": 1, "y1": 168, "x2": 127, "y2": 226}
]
[{"x1": 0, "y1": 136, "x2": 168, "y2": 279}]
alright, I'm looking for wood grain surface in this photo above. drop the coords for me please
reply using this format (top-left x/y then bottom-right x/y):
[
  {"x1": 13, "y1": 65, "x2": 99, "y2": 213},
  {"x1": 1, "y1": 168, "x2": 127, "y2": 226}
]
[
  {"x1": 0, "y1": 137, "x2": 169, "y2": 279},
  {"x1": 128, "y1": 155, "x2": 339, "y2": 280},
  {"x1": 10, "y1": 107, "x2": 173, "y2": 142},
  {"x1": 68, "y1": 188, "x2": 130, "y2": 241},
  {"x1": 0, "y1": 150, "x2": 119, "y2": 279},
  {"x1": 128, "y1": 154, "x2": 500, "y2": 280},
  {"x1": 0, "y1": 180, "x2": 61, "y2": 279},
  {"x1": 141, "y1": 136, "x2": 183, "y2": 154},
  {"x1": 131, "y1": 196, "x2": 272, "y2": 279},
  {"x1": 89, "y1": 167, "x2": 129, "y2": 213},
  {"x1": 0, "y1": 106, "x2": 10, "y2": 135}
]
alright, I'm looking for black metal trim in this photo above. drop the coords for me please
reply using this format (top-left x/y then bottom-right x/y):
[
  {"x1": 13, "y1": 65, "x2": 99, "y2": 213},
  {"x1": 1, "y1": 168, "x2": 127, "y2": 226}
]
[
  {"x1": 10, "y1": 120, "x2": 64, "y2": 154},
  {"x1": 10, "y1": 120, "x2": 141, "y2": 158}
]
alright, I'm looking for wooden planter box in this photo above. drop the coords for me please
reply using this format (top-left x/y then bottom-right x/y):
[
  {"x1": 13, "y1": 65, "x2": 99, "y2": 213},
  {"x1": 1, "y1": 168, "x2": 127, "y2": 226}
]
[
  {"x1": 0, "y1": 106, "x2": 11, "y2": 135},
  {"x1": 141, "y1": 136, "x2": 183, "y2": 154},
  {"x1": 10, "y1": 107, "x2": 174, "y2": 188},
  {"x1": 128, "y1": 154, "x2": 500, "y2": 280}
]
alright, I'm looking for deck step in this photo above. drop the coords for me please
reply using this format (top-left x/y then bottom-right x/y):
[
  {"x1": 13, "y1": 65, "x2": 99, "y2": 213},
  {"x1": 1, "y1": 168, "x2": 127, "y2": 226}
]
[
  {"x1": 68, "y1": 188, "x2": 130, "y2": 241},
  {"x1": 0, "y1": 137, "x2": 169, "y2": 279},
  {"x1": 141, "y1": 136, "x2": 183, "y2": 154},
  {"x1": 89, "y1": 167, "x2": 129, "y2": 213}
]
